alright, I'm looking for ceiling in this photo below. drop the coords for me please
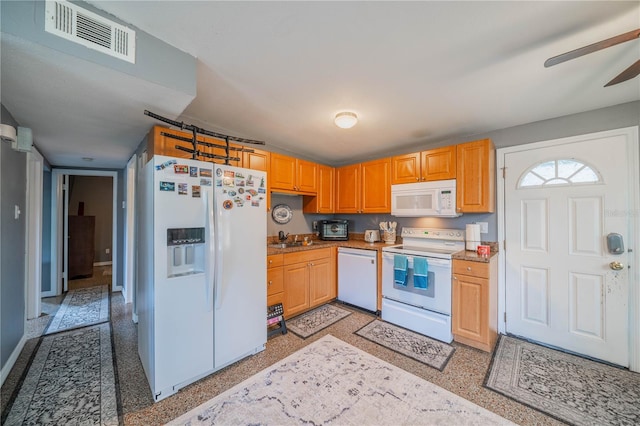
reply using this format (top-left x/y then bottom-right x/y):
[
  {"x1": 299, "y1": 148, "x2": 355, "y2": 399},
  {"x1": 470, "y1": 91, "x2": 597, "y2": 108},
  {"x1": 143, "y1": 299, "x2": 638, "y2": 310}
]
[{"x1": 2, "y1": 1, "x2": 639, "y2": 169}]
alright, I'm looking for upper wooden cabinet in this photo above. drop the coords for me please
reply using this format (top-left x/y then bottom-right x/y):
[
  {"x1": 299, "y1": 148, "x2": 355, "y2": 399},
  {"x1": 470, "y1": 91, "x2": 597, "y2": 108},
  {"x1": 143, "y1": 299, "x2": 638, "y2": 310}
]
[
  {"x1": 242, "y1": 147, "x2": 270, "y2": 171},
  {"x1": 335, "y1": 158, "x2": 391, "y2": 214},
  {"x1": 456, "y1": 139, "x2": 495, "y2": 213},
  {"x1": 303, "y1": 164, "x2": 334, "y2": 213},
  {"x1": 391, "y1": 146, "x2": 456, "y2": 184},
  {"x1": 270, "y1": 153, "x2": 317, "y2": 194},
  {"x1": 146, "y1": 126, "x2": 245, "y2": 167}
]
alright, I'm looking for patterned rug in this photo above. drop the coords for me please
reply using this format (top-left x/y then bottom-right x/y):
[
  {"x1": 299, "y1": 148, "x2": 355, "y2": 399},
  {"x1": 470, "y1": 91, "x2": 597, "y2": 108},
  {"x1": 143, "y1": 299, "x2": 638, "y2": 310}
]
[
  {"x1": 169, "y1": 335, "x2": 514, "y2": 425},
  {"x1": 2, "y1": 323, "x2": 119, "y2": 425},
  {"x1": 485, "y1": 335, "x2": 640, "y2": 426},
  {"x1": 286, "y1": 304, "x2": 351, "y2": 338},
  {"x1": 45, "y1": 285, "x2": 110, "y2": 335},
  {"x1": 355, "y1": 320, "x2": 455, "y2": 371}
]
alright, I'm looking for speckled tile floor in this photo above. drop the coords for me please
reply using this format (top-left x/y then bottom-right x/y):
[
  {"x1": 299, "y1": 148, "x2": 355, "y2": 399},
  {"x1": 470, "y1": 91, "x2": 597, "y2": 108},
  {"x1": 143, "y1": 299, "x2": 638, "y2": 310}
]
[{"x1": 3, "y1": 292, "x2": 563, "y2": 425}]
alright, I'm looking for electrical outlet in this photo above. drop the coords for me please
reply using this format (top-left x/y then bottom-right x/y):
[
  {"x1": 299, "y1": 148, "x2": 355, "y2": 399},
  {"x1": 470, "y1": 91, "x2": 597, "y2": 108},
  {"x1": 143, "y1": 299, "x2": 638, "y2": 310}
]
[
  {"x1": 477, "y1": 222, "x2": 489, "y2": 234},
  {"x1": 313, "y1": 221, "x2": 318, "y2": 231},
  {"x1": 106, "y1": 248, "x2": 110, "y2": 254}
]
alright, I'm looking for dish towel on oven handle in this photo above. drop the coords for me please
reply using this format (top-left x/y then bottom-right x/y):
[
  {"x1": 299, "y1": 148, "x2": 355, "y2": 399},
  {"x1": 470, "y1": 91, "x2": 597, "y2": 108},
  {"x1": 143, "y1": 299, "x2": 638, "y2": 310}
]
[
  {"x1": 413, "y1": 257, "x2": 428, "y2": 289},
  {"x1": 394, "y1": 254, "x2": 408, "y2": 286}
]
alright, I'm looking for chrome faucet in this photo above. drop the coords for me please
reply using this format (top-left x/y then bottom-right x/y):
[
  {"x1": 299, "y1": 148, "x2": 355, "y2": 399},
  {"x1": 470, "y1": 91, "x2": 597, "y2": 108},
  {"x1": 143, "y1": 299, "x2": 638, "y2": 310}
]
[{"x1": 278, "y1": 231, "x2": 289, "y2": 242}]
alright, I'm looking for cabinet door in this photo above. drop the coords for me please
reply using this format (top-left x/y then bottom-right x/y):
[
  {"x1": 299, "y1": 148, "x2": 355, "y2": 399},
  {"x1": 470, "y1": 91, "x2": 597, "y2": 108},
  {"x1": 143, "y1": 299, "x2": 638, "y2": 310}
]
[
  {"x1": 391, "y1": 152, "x2": 421, "y2": 184},
  {"x1": 361, "y1": 158, "x2": 391, "y2": 213},
  {"x1": 421, "y1": 146, "x2": 456, "y2": 181},
  {"x1": 148, "y1": 127, "x2": 197, "y2": 160},
  {"x1": 270, "y1": 153, "x2": 297, "y2": 191},
  {"x1": 297, "y1": 159, "x2": 318, "y2": 193},
  {"x1": 283, "y1": 262, "x2": 310, "y2": 317},
  {"x1": 309, "y1": 257, "x2": 335, "y2": 307},
  {"x1": 452, "y1": 273, "x2": 488, "y2": 343},
  {"x1": 303, "y1": 165, "x2": 334, "y2": 213},
  {"x1": 335, "y1": 163, "x2": 361, "y2": 213},
  {"x1": 456, "y1": 139, "x2": 495, "y2": 213},
  {"x1": 243, "y1": 147, "x2": 269, "y2": 171}
]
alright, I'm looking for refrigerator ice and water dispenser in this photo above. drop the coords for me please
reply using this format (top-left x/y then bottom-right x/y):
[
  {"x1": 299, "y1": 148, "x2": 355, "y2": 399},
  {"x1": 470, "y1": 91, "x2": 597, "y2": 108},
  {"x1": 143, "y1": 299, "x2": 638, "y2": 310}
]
[{"x1": 166, "y1": 227, "x2": 205, "y2": 277}]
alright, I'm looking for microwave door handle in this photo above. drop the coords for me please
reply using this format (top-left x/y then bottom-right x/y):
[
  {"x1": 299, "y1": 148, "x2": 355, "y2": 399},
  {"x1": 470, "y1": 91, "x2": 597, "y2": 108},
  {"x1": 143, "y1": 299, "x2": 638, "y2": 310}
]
[{"x1": 434, "y1": 191, "x2": 442, "y2": 213}]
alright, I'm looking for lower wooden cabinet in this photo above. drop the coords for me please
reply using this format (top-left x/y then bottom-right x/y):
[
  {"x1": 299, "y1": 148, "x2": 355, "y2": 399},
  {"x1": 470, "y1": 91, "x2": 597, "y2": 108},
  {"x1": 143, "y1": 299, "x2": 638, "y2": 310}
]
[
  {"x1": 281, "y1": 247, "x2": 336, "y2": 318},
  {"x1": 452, "y1": 257, "x2": 498, "y2": 352}
]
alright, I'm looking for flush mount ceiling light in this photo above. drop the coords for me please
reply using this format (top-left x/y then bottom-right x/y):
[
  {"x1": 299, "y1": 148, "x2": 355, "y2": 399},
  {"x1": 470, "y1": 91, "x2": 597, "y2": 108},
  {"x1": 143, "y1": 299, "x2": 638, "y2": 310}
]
[{"x1": 334, "y1": 111, "x2": 358, "y2": 129}]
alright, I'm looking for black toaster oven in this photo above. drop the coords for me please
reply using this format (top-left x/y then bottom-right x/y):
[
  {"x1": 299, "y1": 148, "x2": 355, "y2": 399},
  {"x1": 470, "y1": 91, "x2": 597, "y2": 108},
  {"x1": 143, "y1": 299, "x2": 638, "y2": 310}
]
[{"x1": 318, "y1": 220, "x2": 349, "y2": 241}]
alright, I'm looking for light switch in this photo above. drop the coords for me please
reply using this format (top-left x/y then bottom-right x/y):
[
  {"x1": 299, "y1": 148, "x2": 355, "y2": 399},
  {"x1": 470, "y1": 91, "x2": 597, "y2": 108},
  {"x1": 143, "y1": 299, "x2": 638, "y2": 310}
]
[
  {"x1": 14, "y1": 205, "x2": 21, "y2": 219},
  {"x1": 477, "y1": 222, "x2": 488, "y2": 233}
]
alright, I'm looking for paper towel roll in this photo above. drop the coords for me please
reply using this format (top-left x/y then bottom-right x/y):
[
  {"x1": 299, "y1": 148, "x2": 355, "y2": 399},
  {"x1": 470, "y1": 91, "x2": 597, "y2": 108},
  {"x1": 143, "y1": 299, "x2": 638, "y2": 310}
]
[{"x1": 466, "y1": 224, "x2": 481, "y2": 251}]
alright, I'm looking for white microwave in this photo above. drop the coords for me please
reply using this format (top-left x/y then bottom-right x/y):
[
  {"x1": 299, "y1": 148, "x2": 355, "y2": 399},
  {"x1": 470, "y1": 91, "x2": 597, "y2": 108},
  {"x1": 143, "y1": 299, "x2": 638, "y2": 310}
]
[{"x1": 391, "y1": 179, "x2": 461, "y2": 217}]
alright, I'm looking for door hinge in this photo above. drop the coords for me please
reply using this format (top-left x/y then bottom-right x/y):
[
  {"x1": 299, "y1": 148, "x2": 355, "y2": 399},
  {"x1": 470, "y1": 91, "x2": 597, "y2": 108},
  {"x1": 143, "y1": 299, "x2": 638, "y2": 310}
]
[
  {"x1": 502, "y1": 167, "x2": 506, "y2": 178},
  {"x1": 504, "y1": 312, "x2": 507, "y2": 322},
  {"x1": 503, "y1": 240, "x2": 506, "y2": 251}
]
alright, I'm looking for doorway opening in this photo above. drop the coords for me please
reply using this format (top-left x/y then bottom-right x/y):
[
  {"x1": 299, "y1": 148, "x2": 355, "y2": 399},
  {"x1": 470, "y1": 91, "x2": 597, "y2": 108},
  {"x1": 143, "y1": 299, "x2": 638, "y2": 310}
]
[{"x1": 50, "y1": 169, "x2": 119, "y2": 297}]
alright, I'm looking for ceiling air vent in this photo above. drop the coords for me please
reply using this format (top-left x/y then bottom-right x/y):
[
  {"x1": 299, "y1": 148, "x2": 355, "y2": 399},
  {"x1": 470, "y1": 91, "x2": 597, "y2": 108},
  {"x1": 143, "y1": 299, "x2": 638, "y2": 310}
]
[{"x1": 45, "y1": 0, "x2": 135, "y2": 63}]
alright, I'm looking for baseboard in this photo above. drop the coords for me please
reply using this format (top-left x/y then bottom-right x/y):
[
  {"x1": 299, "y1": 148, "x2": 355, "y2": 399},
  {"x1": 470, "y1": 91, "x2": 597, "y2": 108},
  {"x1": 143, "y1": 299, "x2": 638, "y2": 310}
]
[
  {"x1": 93, "y1": 261, "x2": 113, "y2": 266},
  {"x1": 1, "y1": 334, "x2": 27, "y2": 387},
  {"x1": 41, "y1": 290, "x2": 56, "y2": 298}
]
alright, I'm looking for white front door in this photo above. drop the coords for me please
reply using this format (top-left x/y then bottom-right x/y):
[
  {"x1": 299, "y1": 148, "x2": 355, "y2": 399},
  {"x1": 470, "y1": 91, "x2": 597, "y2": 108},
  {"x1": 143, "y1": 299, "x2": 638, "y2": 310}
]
[{"x1": 504, "y1": 130, "x2": 633, "y2": 366}]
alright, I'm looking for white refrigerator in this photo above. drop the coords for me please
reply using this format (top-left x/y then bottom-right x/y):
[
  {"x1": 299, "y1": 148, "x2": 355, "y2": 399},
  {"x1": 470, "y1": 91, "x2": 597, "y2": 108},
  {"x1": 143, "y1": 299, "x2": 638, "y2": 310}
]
[{"x1": 138, "y1": 154, "x2": 267, "y2": 402}]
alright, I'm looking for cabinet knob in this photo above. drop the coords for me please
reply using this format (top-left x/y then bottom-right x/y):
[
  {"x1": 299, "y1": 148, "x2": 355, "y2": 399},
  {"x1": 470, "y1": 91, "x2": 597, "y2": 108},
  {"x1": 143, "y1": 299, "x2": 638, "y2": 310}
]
[
  {"x1": 416, "y1": 177, "x2": 419, "y2": 181},
  {"x1": 269, "y1": 260, "x2": 273, "y2": 264},
  {"x1": 453, "y1": 276, "x2": 457, "y2": 280},
  {"x1": 467, "y1": 266, "x2": 472, "y2": 271},
  {"x1": 268, "y1": 280, "x2": 272, "y2": 286}
]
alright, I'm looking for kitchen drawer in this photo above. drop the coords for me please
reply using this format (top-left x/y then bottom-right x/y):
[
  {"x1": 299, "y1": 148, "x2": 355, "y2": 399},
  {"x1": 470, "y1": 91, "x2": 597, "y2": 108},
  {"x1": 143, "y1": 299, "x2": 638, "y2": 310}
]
[
  {"x1": 453, "y1": 259, "x2": 489, "y2": 279},
  {"x1": 267, "y1": 267, "x2": 284, "y2": 295},
  {"x1": 284, "y1": 247, "x2": 331, "y2": 265},
  {"x1": 267, "y1": 254, "x2": 284, "y2": 268},
  {"x1": 267, "y1": 292, "x2": 284, "y2": 307}
]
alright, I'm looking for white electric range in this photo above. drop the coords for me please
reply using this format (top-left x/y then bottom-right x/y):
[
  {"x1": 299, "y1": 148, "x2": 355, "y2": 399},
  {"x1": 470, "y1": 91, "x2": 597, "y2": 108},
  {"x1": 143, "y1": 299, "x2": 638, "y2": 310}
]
[{"x1": 381, "y1": 227, "x2": 465, "y2": 343}]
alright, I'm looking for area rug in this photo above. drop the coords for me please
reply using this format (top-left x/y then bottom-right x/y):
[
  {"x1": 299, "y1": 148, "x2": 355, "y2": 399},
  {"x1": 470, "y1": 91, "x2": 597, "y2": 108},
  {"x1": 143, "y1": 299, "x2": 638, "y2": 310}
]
[
  {"x1": 45, "y1": 285, "x2": 110, "y2": 335},
  {"x1": 168, "y1": 334, "x2": 513, "y2": 425},
  {"x1": 485, "y1": 335, "x2": 640, "y2": 426},
  {"x1": 355, "y1": 320, "x2": 455, "y2": 371},
  {"x1": 286, "y1": 304, "x2": 351, "y2": 338},
  {"x1": 2, "y1": 322, "x2": 119, "y2": 425}
]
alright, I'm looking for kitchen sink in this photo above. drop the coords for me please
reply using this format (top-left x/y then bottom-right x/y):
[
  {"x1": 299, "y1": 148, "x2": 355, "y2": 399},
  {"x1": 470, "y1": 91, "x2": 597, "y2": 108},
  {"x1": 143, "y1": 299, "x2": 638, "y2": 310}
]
[{"x1": 268, "y1": 242, "x2": 303, "y2": 248}]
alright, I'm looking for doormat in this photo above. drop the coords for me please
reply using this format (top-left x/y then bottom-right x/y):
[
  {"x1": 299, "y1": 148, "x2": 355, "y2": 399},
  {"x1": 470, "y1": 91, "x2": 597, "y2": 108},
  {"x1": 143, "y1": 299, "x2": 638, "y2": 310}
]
[
  {"x1": 286, "y1": 304, "x2": 351, "y2": 339},
  {"x1": 45, "y1": 285, "x2": 110, "y2": 335},
  {"x1": 2, "y1": 323, "x2": 120, "y2": 425},
  {"x1": 168, "y1": 335, "x2": 513, "y2": 425},
  {"x1": 355, "y1": 320, "x2": 455, "y2": 371},
  {"x1": 485, "y1": 335, "x2": 640, "y2": 425}
]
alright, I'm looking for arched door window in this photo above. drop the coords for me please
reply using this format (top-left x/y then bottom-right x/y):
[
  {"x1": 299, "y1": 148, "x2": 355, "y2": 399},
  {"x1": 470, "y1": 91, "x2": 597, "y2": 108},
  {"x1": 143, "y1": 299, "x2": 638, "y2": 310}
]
[{"x1": 517, "y1": 159, "x2": 601, "y2": 189}]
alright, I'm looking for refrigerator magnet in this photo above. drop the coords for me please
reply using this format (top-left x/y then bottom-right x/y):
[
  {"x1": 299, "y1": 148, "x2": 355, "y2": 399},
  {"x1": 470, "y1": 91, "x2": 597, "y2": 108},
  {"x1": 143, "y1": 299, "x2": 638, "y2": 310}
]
[
  {"x1": 258, "y1": 188, "x2": 266, "y2": 194},
  {"x1": 189, "y1": 167, "x2": 198, "y2": 177},
  {"x1": 178, "y1": 183, "x2": 188, "y2": 195},
  {"x1": 174, "y1": 165, "x2": 189, "y2": 174},
  {"x1": 222, "y1": 200, "x2": 233, "y2": 210},
  {"x1": 248, "y1": 189, "x2": 258, "y2": 196},
  {"x1": 235, "y1": 179, "x2": 245, "y2": 186},
  {"x1": 252, "y1": 200, "x2": 260, "y2": 207},
  {"x1": 235, "y1": 172, "x2": 245, "y2": 179},
  {"x1": 233, "y1": 197, "x2": 244, "y2": 207},
  {"x1": 215, "y1": 179, "x2": 222, "y2": 187},
  {"x1": 192, "y1": 185, "x2": 201, "y2": 197},
  {"x1": 246, "y1": 175, "x2": 255, "y2": 186},
  {"x1": 238, "y1": 188, "x2": 245, "y2": 194},
  {"x1": 223, "y1": 177, "x2": 234, "y2": 187},
  {"x1": 200, "y1": 178, "x2": 212, "y2": 186},
  {"x1": 159, "y1": 181, "x2": 175, "y2": 191},
  {"x1": 224, "y1": 170, "x2": 234, "y2": 178},
  {"x1": 201, "y1": 168, "x2": 213, "y2": 177},
  {"x1": 227, "y1": 190, "x2": 236, "y2": 197}
]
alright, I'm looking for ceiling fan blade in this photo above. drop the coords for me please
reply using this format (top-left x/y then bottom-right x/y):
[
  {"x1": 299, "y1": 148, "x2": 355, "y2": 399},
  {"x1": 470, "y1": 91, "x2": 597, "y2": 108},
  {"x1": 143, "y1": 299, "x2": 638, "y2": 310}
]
[
  {"x1": 544, "y1": 28, "x2": 640, "y2": 68},
  {"x1": 604, "y1": 59, "x2": 640, "y2": 87}
]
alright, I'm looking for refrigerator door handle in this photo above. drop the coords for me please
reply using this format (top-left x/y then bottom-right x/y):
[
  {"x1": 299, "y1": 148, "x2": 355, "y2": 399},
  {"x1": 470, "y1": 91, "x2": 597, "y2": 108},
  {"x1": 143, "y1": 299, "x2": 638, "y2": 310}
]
[
  {"x1": 204, "y1": 191, "x2": 214, "y2": 312},
  {"x1": 213, "y1": 189, "x2": 224, "y2": 310}
]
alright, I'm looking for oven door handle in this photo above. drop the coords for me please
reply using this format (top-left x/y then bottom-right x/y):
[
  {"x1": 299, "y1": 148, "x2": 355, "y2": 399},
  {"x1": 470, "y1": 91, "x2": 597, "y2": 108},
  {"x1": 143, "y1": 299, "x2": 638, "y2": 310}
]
[{"x1": 382, "y1": 252, "x2": 451, "y2": 267}]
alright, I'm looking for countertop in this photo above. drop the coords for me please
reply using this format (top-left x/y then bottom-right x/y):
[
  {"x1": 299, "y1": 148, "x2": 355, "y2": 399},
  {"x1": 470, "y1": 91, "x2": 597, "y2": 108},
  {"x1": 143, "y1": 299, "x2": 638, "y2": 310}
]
[
  {"x1": 267, "y1": 236, "x2": 499, "y2": 262},
  {"x1": 267, "y1": 239, "x2": 390, "y2": 256}
]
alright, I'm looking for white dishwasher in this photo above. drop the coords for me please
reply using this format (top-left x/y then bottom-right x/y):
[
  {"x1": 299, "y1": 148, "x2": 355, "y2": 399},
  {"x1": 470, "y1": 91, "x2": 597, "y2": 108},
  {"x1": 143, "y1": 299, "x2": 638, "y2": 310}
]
[{"x1": 337, "y1": 247, "x2": 377, "y2": 312}]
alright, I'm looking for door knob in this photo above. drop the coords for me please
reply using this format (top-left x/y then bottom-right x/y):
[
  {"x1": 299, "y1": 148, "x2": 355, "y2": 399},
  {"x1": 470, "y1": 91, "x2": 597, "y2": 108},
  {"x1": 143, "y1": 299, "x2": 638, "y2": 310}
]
[{"x1": 609, "y1": 261, "x2": 624, "y2": 271}]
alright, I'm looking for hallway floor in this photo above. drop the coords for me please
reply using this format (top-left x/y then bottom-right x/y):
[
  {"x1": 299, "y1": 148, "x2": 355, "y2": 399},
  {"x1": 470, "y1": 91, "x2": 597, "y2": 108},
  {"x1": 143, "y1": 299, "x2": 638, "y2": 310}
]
[{"x1": 2, "y1": 291, "x2": 564, "y2": 425}]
